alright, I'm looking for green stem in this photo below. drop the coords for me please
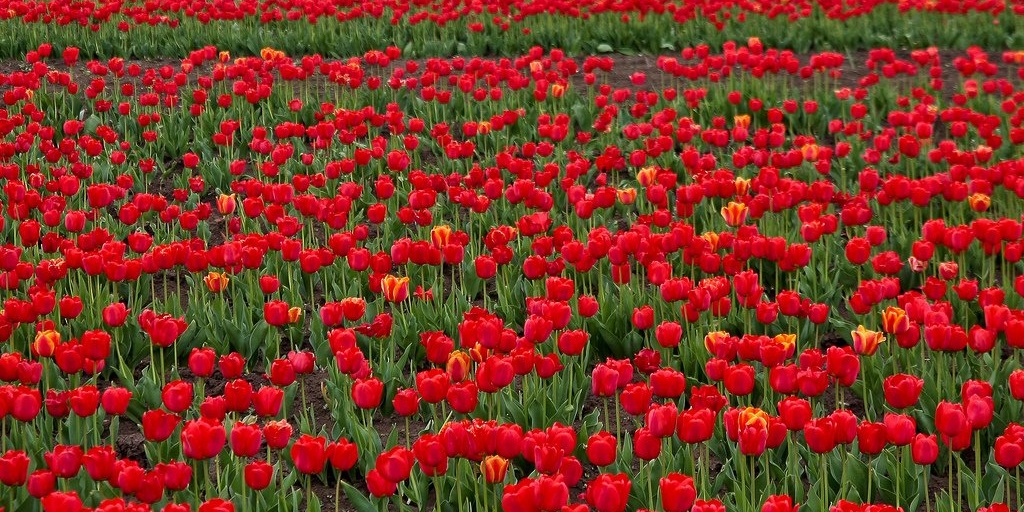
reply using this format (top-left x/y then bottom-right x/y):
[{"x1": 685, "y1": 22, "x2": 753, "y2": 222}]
[{"x1": 821, "y1": 454, "x2": 828, "y2": 512}]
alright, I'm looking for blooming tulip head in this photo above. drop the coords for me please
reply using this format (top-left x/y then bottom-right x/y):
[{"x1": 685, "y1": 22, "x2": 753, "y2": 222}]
[{"x1": 850, "y1": 325, "x2": 884, "y2": 356}]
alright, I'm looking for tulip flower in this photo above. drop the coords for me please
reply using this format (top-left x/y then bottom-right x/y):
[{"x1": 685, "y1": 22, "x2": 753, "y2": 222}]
[
  {"x1": 720, "y1": 201, "x2": 749, "y2": 226},
  {"x1": 245, "y1": 461, "x2": 274, "y2": 490},
  {"x1": 203, "y1": 271, "x2": 229, "y2": 292},
  {"x1": 850, "y1": 325, "x2": 884, "y2": 356},
  {"x1": 481, "y1": 455, "x2": 510, "y2": 484},
  {"x1": 585, "y1": 473, "x2": 631, "y2": 512},
  {"x1": 880, "y1": 306, "x2": 910, "y2": 335},
  {"x1": 381, "y1": 274, "x2": 411, "y2": 302},
  {"x1": 290, "y1": 434, "x2": 328, "y2": 474},
  {"x1": 661, "y1": 473, "x2": 697, "y2": 512},
  {"x1": 181, "y1": 418, "x2": 226, "y2": 460}
]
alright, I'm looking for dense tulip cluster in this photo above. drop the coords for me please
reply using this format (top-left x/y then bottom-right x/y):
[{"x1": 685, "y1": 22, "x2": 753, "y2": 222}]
[{"x1": 1, "y1": 9, "x2": 1024, "y2": 511}]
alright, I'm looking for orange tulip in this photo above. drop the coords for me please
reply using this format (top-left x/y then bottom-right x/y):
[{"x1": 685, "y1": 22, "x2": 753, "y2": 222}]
[
  {"x1": 968, "y1": 193, "x2": 991, "y2": 212},
  {"x1": 617, "y1": 188, "x2": 637, "y2": 205},
  {"x1": 481, "y1": 456, "x2": 509, "y2": 484},
  {"x1": 801, "y1": 144, "x2": 820, "y2": 161},
  {"x1": 734, "y1": 177, "x2": 751, "y2": 196},
  {"x1": 32, "y1": 329, "x2": 61, "y2": 358},
  {"x1": 381, "y1": 275, "x2": 411, "y2": 303},
  {"x1": 637, "y1": 166, "x2": 658, "y2": 187},
  {"x1": 430, "y1": 225, "x2": 452, "y2": 249},
  {"x1": 733, "y1": 115, "x2": 751, "y2": 129},
  {"x1": 287, "y1": 307, "x2": 303, "y2": 324},
  {"x1": 851, "y1": 325, "x2": 885, "y2": 356},
  {"x1": 772, "y1": 333, "x2": 796, "y2": 353},
  {"x1": 446, "y1": 351, "x2": 472, "y2": 383},
  {"x1": 880, "y1": 306, "x2": 910, "y2": 335},
  {"x1": 204, "y1": 272, "x2": 229, "y2": 293},
  {"x1": 701, "y1": 232, "x2": 720, "y2": 252},
  {"x1": 720, "y1": 202, "x2": 748, "y2": 227},
  {"x1": 216, "y1": 194, "x2": 236, "y2": 215},
  {"x1": 551, "y1": 84, "x2": 565, "y2": 98},
  {"x1": 737, "y1": 407, "x2": 769, "y2": 429},
  {"x1": 703, "y1": 331, "x2": 730, "y2": 355}
]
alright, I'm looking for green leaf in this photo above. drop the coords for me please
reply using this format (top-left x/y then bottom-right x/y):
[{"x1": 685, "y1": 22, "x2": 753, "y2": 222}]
[
  {"x1": 596, "y1": 44, "x2": 613, "y2": 53},
  {"x1": 340, "y1": 480, "x2": 376, "y2": 512}
]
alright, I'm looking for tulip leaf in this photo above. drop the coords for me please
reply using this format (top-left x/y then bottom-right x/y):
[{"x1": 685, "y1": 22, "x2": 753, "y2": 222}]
[
  {"x1": 505, "y1": 395, "x2": 528, "y2": 427},
  {"x1": 342, "y1": 479, "x2": 378, "y2": 512},
  {"x1": 282, "y1": 467, "x2": 299, "y2": 488},
  {"x1": 982, "y1": 464, "x2": 1006, "y2": 502},
  {"x1": 844, "y1": 455, "x2": 869, "y2": 495},
  {"x1": 596, "y1": 44, "x2": 613, "y2": 53}
]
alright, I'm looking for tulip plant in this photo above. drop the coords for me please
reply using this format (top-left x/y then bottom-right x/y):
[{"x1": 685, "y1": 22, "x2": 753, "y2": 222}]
[{"x1": 3, "y1": 7, "x2": 1024, "y2": 512}]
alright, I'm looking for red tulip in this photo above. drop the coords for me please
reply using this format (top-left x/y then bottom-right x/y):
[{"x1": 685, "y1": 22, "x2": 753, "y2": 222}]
[
  {"x1": 1010, "y1": 370, "x2": 1024, "y2": 400},
  {"x1": 630, "y1": 425, "x2": 663, "y2": 462},
  {"x1": 655, "y1": 321, "x2": 683, "y2": 348},
  {"x1": 219, "y1": 352, "x2": 245, "y2": 378},
  {"x1": 660, "y1": 472, "x2": 697, "y2": 512},
  {"x1": 253, "y1": 386, "x2": 284, "y2": 417},
  {"x1": 586, "y1": 431, "x2": 617, "y2": 467},
  {"x1": 245, "y1": 461, "x2": 274, "y2": 490},
  {"x1": 778, "y1": 397, "x2": 812, "y2": 431},
  {"x1": 935, "y1": 401, "x2": 968, "y2": 438},
  {"x1": 0, "y1": 450, "x2": 30, "y2": 486},
  {"x1": 290, "y1": 434, "x2": 327, "y2": 474},
  {"x1": 69, "y1": 385, "x2": 100, "y2": 417},
  {"x1": 263, "y1": 420, "x2": 293, "y2": 450},
  {"x1": 911, "y1": 434, "x2": 939, "y2": 465},
  {"x1": 694, "y1": 499, "x2": 727, "y2": 512},
  {"x1": 267, "y1": 359, "x2": 296, "y2": 387},
  {"x1": 723, "y1": 364, "x2": 756, "y2": 395},
  {"x1": 631, "y1": 305, "x2": 654, "y2": 330},
  {"x1": 224, "y1": 378, "x2": 252, "y2": 412},
  {"x1": 161, "y1": 380, "x2": 194, "y2": 413},
  {"x1": 804, "y1": 417, "x2": 836, "y2": 453},
  {"x1": 376, "y1": 446, "x2": 415, "y2": 483},
  {"x1": 883, "y1": 413, "x2": 916, "y2": 446},
  {"x1": 883, "y1": 373, "x2": 923, "y2": 409},
  {"x1": 41, "y1": 490, "x2": 83, "y2": 510},
  {"x1": 857, "y1": 421, "x2": 887, "y2": 456},
  {"x1": 199, "y1": 498, "x2": 235, "y2": 512},
  {"x1": 620, "y1": 382, "x2": 653, "y2": 416},
  {"x1": 82, "y1": 446, "x2": 115, "y2": 482},
  {"x1": 27, "y1": 469, "x2": 56, "y2": 498},
  {"x1": 416, "y1": 369, "x2": 450, "y2": 404},
  {"x1": 646, "y1": 403, "x2": 678, "y2": 438},
  {"x1": 366, "y1": 468, "x2": 397, "y2": 497},
  {"x1": 181, "y1": 418, "x2": 226, "y2": 460},
  {"x1": 762, "y1": 495, "x2": 798, "y2": 512},
  {"x1": 352, "y1": 377, "x2": 384, "y2": 409},
  {"x1": 142, "y1": 409, "x2": 180, "y2": 442},
  {"x1": 188, "y1": 347, "x2": 216, "y2": 377},
  {"x1": 844, "y1": 237, "x2": 871, "y2": 265},
  {"x1": 327, "y1": 438, "x2": 359, "y2": 472},
  {"x1": 995, "y1": 432, "x2": 1024, "y2": 469},
  {"x1": 591, "y1": 364, "x2": 619, "y2": 398},
  {"x1": 158, "y1": 461, "x2": 192, "y2": 492},
  {"x1": 230, "y1": 422, "x2": 263, "y2": 457},
  {"x1": 263, "y1": 300, "x2": 292, "y2": 327},
  {"x1": 585, "y1": 473, "x2": 632, "y2": 512}
]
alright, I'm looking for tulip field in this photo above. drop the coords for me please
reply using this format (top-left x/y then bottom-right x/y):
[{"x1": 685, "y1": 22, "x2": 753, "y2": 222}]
[{"x1": 5, "y1": 2, "x2": 1024, "y2": 512}]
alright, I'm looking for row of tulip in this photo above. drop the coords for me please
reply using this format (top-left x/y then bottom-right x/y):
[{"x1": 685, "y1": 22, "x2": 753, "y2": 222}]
[{"x1": 1, "y1": 38, "x2": 1024, "y2": 512}]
